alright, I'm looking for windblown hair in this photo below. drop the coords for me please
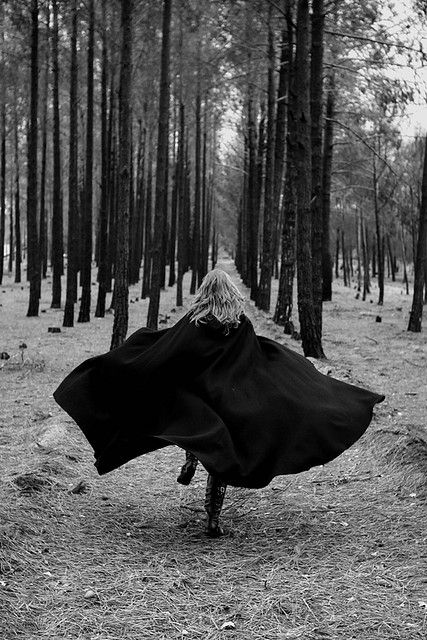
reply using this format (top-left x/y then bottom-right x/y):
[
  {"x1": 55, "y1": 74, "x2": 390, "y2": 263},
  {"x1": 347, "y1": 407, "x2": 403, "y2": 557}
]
[{"x1": 189, "y1": 269, "x2": 245, "y2": 332}]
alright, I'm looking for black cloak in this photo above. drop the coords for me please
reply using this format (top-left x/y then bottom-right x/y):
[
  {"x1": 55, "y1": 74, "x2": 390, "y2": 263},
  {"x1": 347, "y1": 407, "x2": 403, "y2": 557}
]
[{"x1": 53, "y1": 314, "x2": 384, "y2": 489}]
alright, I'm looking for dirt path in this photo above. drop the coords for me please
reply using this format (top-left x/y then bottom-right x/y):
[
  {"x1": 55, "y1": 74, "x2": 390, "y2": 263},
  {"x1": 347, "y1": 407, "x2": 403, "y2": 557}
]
[{"x1": 0, "y1": 260, "x2": 426, "y2": 640}]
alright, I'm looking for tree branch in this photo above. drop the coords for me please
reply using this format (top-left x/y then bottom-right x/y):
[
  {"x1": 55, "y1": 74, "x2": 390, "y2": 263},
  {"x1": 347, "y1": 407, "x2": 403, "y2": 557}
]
[
  {"x1": 324, "y1": 29, "x2": 423, "y2": 54},
  {"x1": 326, "y1": 118, "x2": 399, "y2": 178}
]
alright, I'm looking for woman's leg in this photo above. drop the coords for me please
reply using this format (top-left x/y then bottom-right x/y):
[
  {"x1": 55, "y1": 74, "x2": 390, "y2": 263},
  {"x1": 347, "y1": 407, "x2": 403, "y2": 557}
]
[
  {"x1": 205, "y1": 474, "x2": 227, "y2": 537},
  {"x1": 177, "y1": 451, "x2": 199, "y2": 485}
]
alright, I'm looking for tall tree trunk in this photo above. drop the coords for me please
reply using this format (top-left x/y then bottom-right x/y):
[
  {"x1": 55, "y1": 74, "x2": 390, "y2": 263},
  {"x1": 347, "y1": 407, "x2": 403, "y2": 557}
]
[
  {"x1": 176, "y1": 103, "x2": 186, "y2": 306},
  {"x1": 127, "y1": 119, "x2": 135, "y2": 283},
  {"x1": 387, "y1": 234, "x2": 396, "y2": 282},
  {"x1": 257, "y1": 6, "x2": 275, "y2": 311},
  {"x1": 0, "y1": 10, "x2": 4, "y2": 286},
  {"x1": 190, "y1": 72, "x2": 202, "y2": 294},
  {"x1": 51, "y1": 0, "x2": 62, "y2": 307},
  {"x1": 252, "y1": 103, "x2": 266, "y2": 300},
  {"x1": 361, "y1": 217, "x2": 370, "y2": 300},
  {"x1": 356, "y1": 214, "x2": 362, "y2": 293},
  {"x1": 199, "y1": 104, "x2": 208, "y2": 282},
  {"x1": 205, "y1": 128, "x2": 216, "y2": 277},
  {"x1": 8, "y1": 170, "x2": 13, "y2": 273},
  {"x1": 373, "y1": 154, "x2": 384, "y2": 305},
  {"x1": 237, "y1": 132, "x2": 248, "y2": 283},
  {"x1": 63, "y1": 0, "x2": 79, "y2": 327},
  {"x1": 142, "y1": 143, "x2": 153, "y2": 299},
  {"x1": 310, "y1": 0, "x2": 324, "y2": 330},
  {"x1": 27, "y1": 0, "x2": 40, "y2": 316},
  {"x1": 372, "y1": 234, "x2": 376, "y2": 277},
  {"x1": 105, "y1": 63, "x2": 116, "y2": 294},
  {"x1": 39, "y1": 5, "x2": 49, "y2": 281},
  {"x1": 246, "y1": 59, "x2": 258, "y2": 300},
  {"x1": 274, "y1": 3, "x2": 296, "y2": 330},
  {"x1": 95, "y1": 0, "x2": 109, "y2": 317},
  {"x1": 400, "y1": 219, "x2": 409, "y2": 295},
  {"x1": 0, "y1": 104, "x2": 5, "y2": 285},
  {"x1": 147, "y1": 0, "x2": 172, "y2": 328},
  {"x1": 110, "y1": 0, "x2": 133, "y2": 349},
  {"x1": 341, "y1": 226, "x2": 348, "y2": 287},
  {"x1": 169, "y1": 151, "x2": 178, "y2": 287},
  {"x1": 159, "y1": 143, "x2": 169, "y2": 290},
  {"x1": 408, "y1": 135, "x2": 427, "y2": 332},
  {"x1": 321, "y1": 73, "x2": 334, "y2": 301},
  {"x1": 294, "y1": 0, "x2": 324, "y2": 358},
  {"x1": 14, "y1": 90, "x2": 21, "y2": 284},
  {"x1": 184, "y1": 140, "x2": 191, "y2": 272},
  {"x1": 271, "y1": 6, "x2": 289, "y2": 293},
  {"x1": 78, "y1": 0, "x2": 94, "y2": 322},
  {"x1": 132, "y1": 118, "x2": 145, "y2": 284}
]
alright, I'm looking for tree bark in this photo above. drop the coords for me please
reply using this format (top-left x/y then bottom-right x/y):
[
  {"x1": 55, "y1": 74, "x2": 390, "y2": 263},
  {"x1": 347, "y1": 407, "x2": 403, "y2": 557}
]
[
  {"x1": 39, "y1": 4, "x2": 49, "y2": 281},
  {"x1": 274, "y1": 2, "x2": 296, "y2": 331},
  {"x1": 51, "y1": 0, "x2": 63, "y2": 308},
  {"x1": 110, "y1": 0, "x2": 133, "y2": 349},
  {"x1": 257, "y1": 6, "x2": 275, "y2": 312},
  {"x1": 408, "y1": 135, "x2": 427, "y2": 332},
  {"x1": 78, "y1": 0, "x2": 95, "y2": 322},
  {"x1": 373, "y1": 154, "x2": 384, "y2": 305},
  {"x1": 106, "y1": 63, "x2": 117, "y2": 295},
  {"x1": 387, "y1": 235, "x2": 396, "y2": 282},
  {"x1": 0, "y1": 8, "x2": 4, "y2": 286},
  {"x1": 169, "y1": 152, "x2": 178, "y2": 287},
  {"x1": 294, "y1": 0, "x2": 324, "y2": 358},
  {"x1": 142, "y1": 143, "x2": 153, "y2": 299},
  {"x1": 361, "y1": 217, "x2": 370, "y2": 301},
  {"x1": 14, "y1": 89, "x2": 21, "y2": 284},
  {"x1": 247, "y1": 77, "x2": 258, "y2": 301},
  {"x1": 147, "y1": 0, "x2": 172, "y2": 329},
  {"x1": 63, "y1": 0, "x2": 79, "y2": 327},
  {"x1": 252, "y1": 103, "x2": 265, "y2": 300},
  {"x1": 400, "y1": 219, "x2": 409, "y2": 295},
  {"x1": 190, "y1": 76, "x2": 202, "y2": 294},
  {"x1": 26, "y1": 0, "x2": 40, "y2": 316},
  {"x1": 0, "y1": 103, "x2": 5, "y2": 286},
  {"x1": 95, "y1": 0, "x2": 109, "y2": 317},
  {"x1": 310, "y1": 0, "x2": 324, "y2": 330},
  {"x1": 7, "y1": 164, "x2": 12, "y2": 273},
  {"x1": 272, "y1": 5, "x2": 290, "y2": 295},
  {"x1": 176, "y1": 103, "x2": 186, "y2": 306},
  {"x1": 321, "y1": 73, "x2": 334, "y2": 301},
  {"x1": 199, "y1": 104, "x2": 208, "y2": 282}
]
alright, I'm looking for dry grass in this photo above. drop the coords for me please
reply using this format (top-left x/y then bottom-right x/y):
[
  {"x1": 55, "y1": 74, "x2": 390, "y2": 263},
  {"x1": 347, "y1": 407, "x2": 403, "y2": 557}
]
[
  {"x1": 1, "y1": 260, "x2": 426, "y2": 639},
  {"x1": 1, "y1": 430, "x2": 426, "y2": 640}
]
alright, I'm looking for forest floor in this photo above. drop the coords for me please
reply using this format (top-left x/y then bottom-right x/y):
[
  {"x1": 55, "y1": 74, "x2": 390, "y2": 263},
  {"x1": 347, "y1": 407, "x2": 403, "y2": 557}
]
[{"x1": 0, "y1": 256, "x2": 426, "y2": 640}]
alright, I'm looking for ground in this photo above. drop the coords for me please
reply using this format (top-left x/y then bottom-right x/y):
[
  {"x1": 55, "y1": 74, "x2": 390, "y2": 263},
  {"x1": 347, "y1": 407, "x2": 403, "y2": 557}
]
[{"x1": 0, "y1": 257, "x2": 426, "y2": 640}]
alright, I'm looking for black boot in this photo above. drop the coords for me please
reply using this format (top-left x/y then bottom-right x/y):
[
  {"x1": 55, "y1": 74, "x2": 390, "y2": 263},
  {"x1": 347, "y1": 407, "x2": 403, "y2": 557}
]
[
  {"x1": 177, "y1": 451, "x2": 199, "y2": 485},
  {"x1": 204, "y1": 474, "x2": 227, "y2": 537}
]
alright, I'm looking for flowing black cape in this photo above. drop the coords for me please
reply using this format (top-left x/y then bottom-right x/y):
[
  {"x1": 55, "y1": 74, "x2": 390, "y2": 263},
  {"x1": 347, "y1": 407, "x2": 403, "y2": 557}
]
[{"x1": 53, "y1": 314, "x2": 384, "y2": 488}]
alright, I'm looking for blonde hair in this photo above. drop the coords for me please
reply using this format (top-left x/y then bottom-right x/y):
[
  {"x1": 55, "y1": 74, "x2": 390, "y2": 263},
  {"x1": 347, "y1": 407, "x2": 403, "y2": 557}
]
[{"x1": 189, "y1": 269, "x2": 245, "y2": 332}]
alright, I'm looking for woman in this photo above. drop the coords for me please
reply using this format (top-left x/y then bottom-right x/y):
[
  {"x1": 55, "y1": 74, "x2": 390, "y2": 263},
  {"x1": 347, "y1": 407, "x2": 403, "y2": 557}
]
[{"x1": 54, "y1": 269, "x2": 384, "y2": 537}]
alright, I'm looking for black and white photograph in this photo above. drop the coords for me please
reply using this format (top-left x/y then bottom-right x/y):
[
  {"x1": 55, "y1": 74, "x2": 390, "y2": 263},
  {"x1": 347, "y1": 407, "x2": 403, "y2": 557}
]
[{"x1": 0, "y1": 0, "x2": 426, "y2": 638}]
